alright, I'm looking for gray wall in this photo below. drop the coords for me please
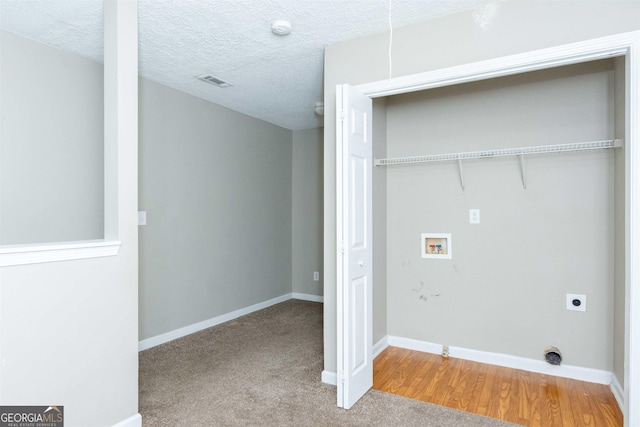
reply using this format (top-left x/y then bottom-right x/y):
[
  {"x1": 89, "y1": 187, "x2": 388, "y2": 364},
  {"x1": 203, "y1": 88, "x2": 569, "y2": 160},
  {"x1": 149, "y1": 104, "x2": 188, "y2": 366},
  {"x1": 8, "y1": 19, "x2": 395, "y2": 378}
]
[
  {"x1": 0, "y1": 31, "x2": 104, "y2": 244},
  {"x1": 372, "y1": 98, "x2": 388, "y2": 344},
  {"x1": 385, "y1": 61, "x2": 615, "y2": 370},
  {"x1": 139, "y1": 78, "x2": 292, "y2": 340},
  {"x1": 292, "y1": 127, "x2": 324, "y2": 297},
  {"x1": 613, "y1": 57, "x2": 626, "y2": 385},
  {"x1": 323, "y1": 0, "x2": 640, "y2": 374}
]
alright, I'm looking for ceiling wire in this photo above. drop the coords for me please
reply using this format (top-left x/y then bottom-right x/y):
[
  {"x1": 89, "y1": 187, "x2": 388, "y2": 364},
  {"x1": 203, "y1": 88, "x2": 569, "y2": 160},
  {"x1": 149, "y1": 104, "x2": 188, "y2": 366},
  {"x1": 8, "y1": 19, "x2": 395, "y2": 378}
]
[{"x1": 388, "y1": 0, "x2": 393, "y2": 81}]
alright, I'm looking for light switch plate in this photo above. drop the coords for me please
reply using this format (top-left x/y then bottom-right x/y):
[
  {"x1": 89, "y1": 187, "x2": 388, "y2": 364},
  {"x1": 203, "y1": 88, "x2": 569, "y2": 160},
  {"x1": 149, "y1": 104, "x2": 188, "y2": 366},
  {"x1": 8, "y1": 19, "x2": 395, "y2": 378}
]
[{"x1": 138, "y1": 211, "x2": 147, "y2": 226}]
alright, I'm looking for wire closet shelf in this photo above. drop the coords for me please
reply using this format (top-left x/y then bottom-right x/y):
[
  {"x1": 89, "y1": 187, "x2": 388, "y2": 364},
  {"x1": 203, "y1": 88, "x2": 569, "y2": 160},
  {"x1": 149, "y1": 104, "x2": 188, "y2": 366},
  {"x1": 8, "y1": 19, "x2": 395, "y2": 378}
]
[
  {"x1": 375, "y1": 139, "x2": 623, "y2": 190},
  {"x1": 374, "y1": 139, "x2": 623, "y2": 166}
]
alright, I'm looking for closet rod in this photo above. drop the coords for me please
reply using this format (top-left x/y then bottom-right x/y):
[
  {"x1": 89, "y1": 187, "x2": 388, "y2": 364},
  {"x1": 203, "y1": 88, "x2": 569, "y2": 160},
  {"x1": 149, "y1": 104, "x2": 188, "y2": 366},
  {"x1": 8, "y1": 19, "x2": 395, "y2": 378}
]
[{"x1": 374, "y1": 139, "x2": 623, "y2": 167}]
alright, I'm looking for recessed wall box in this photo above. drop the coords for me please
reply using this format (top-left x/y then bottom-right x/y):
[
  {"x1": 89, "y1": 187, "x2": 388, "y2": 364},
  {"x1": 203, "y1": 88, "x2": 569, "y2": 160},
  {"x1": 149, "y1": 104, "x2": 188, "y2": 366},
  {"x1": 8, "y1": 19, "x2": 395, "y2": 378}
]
[{"x1": 421, "y1": 233, "x2": 452, "y2": 259}]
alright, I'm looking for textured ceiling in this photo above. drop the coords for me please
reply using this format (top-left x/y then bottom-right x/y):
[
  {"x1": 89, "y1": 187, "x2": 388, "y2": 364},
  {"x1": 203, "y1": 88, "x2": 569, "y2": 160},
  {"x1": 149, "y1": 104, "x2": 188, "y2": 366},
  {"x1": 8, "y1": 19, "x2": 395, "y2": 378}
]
[{"x1": 1, "y1": 0, "x2": 501, "y2": 130}]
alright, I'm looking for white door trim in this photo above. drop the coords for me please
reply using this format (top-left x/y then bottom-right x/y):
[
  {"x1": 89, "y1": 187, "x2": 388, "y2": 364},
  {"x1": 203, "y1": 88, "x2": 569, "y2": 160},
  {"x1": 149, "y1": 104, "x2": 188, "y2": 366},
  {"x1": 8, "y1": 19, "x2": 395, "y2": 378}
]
[
  {"x1": 356, "y1": 31, "x2": 635, "y2": 98},
  {"x1": 353, "y1": 30, "x2": 640, "y2": 426},
  {"x1": 336, "y1": 87, "x2": 346, "y2": 408}
]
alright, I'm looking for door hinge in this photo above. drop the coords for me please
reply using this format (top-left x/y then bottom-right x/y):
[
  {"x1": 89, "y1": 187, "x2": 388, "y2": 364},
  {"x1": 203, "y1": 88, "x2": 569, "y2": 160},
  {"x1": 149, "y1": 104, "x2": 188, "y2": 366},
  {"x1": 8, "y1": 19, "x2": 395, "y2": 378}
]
[
  {"x1": 340, "y1": 110, "x2": 346, "y2": 122},
  {"x1": 338, "y1": 371, "x2": 346, "y2": 384},
  {"x1": 340, "y1": 241, "x2": 345, "y2": 253}
]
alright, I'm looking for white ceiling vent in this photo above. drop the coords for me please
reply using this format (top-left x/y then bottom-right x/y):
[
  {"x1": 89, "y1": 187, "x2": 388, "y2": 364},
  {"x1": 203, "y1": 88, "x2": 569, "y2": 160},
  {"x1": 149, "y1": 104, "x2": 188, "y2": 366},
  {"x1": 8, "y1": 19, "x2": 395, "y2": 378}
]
[{"x1": 198, "y1": 74, "x2": 233, "y2": 88}]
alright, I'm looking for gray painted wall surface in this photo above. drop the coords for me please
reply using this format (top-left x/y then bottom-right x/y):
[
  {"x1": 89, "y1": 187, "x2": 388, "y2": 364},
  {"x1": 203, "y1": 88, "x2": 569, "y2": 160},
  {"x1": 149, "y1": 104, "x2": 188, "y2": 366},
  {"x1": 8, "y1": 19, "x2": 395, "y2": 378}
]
[
  {"x1": 324, "y1": 0, "x2": 640, "y2": 374},
  {"x1": 0, "y1": 31, "x2": 104, "y2": 244},
  {"x1": 613, "y1": 57, "x2": 626, "y2": 385},
  {"x1": 372, "y1": 98, "x2": 388, "y2": 344},
  {"x1": 292, "y1": 128, "x2": 324, "y2": 297},
  {"x1": 139, "y1": 78, "x2": 292, "y2": 340},
  {"x1": 385, "y1": 61, "x2": 615, "y2": 370}
]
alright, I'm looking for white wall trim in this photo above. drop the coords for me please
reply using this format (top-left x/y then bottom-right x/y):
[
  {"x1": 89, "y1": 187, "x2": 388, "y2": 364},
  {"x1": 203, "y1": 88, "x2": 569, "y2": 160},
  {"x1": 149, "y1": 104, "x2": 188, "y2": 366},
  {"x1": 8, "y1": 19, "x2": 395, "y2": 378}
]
[
  {"x1": 387, "y1": 336, "x2": 442, "y2": 355},
  {"x1": 138, "y1": 293, "x2": 292, "y2": 351},
  {"x1": 292, "y1": 292, "x2": 324, "y2": 303},
  {"x1": 625, "y1": 28, "x2": 640, "y2": 427},
  {"x1": 0, "y1": 239, "x2": 121, "y2": 267},
  {"x1": 611, "y1": 374, "x2": 624, "y2": 411},
  {"x1": 373, "y1": 336, "x2": 388, "y2": 359},
  {"x1": 322, "y1": 370, "x2": 337, "y2": 385},
  {"x1": 357, "y1": 31, "x2": 636, "y2": 99},
  {"x1": 388, "y1": 335, "x2": 614, "y2": 385},
  {"x1": 111, "y1": 413, "x2": 141, "y2": 427},
  {"x1": 449, "y1": 344, "x2": 612, "y2": 385}
]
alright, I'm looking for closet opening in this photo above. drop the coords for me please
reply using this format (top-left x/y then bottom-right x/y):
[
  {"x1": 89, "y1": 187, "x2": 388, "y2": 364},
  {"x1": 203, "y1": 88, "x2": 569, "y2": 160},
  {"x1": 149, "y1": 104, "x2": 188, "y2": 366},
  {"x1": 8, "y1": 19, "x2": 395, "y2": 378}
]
[
  {"x1": 367, "y1": 56, "x2": 626, "y2": 424},
  {"x1": 335, "y1": 31, "x2": 640, "y2": 423}
]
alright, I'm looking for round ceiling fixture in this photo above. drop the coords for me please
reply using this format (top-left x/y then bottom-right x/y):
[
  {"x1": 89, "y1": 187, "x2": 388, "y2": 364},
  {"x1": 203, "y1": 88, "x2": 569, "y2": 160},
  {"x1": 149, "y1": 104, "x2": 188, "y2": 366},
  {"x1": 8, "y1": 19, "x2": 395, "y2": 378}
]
[{"x1": 271, "y1": 20, "x2": 292, "y2": 36}]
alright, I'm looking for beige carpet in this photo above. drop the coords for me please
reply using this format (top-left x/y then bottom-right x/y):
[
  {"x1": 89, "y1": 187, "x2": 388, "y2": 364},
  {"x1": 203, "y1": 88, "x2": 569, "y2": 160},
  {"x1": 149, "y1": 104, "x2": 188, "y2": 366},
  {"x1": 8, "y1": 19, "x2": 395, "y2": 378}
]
[{"x1": 139, "y1": 299, "x2": 521, "y2": 426}]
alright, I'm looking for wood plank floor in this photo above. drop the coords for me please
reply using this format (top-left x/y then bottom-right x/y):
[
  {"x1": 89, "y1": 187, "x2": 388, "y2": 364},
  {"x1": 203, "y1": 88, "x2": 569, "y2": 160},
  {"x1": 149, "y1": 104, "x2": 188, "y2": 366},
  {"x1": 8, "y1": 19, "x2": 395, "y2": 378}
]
[{"x1": 373, "y1": 346, "x2": 623, "y2": 427}]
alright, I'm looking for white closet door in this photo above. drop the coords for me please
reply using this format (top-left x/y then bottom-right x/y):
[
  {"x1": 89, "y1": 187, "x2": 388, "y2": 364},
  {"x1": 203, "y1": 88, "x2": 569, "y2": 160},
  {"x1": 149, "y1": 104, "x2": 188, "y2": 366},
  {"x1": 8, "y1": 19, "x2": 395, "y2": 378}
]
[{"x1": 336, "y1": 84, "x2": 373, "y2": 409}]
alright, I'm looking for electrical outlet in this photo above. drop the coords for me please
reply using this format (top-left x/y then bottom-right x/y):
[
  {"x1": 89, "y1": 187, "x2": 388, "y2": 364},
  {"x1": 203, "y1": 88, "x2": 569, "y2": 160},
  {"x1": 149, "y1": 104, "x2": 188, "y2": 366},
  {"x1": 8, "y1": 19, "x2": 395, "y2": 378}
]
[
  {"x1": 469, "y1": 209, "x2": 480, "y2": 224},
  {"x1": 138, "y1": 211, "x2": 147, "y2": 226},
  {"x1": 441, "y1": 345, "x2": 449, "y2": 358},
  {"x1": 313, "y1": 271, "x2": 320, "y2": 281},
  {"x1": 566, "y1": 294, "x2": 586, "y2": 312}
]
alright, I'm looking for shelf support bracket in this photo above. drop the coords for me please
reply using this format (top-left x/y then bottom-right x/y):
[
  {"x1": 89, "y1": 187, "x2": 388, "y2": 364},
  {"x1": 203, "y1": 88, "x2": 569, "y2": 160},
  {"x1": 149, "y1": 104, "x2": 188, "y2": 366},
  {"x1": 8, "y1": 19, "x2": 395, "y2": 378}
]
[
  {"x1": 458, "y1": 159, "x2": 465, "y2": 191},
  {"x1": 519, "y1": 154, "x2": 527, "y2": 190}
]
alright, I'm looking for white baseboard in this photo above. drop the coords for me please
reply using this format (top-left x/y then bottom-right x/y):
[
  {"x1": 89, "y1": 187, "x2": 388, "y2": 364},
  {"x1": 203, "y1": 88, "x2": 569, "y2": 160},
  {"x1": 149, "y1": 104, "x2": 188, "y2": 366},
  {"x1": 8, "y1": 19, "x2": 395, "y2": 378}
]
[
  {"x1": 111, "y1": 413, "x2": 141, "y2": 427},
  {"x1": 387, "y1": 336, "x2": 442, "y2": 355},
  {"x1": 325, "y1": 338, "x2": 386, "y2": 387},
  {"x1": 387, "y1": 335, "x2": 614, "y2": 385},
  {"x1": 449, "y1": 344, "x2": 612, "y2": 384},
  {"x1": 322, "y1": 370, "x2": 337, "y2": 385},
  {"x1": 611, "y1": 373, "x2": 624, "y2": 411},
  {"x1": 292, "y1": 292, "x2": 324, "y2": 303},
  {"x1": 373, "y1": 336, "x2": 388, "y2": 359},
  {"x1": 323, "y1": 340, "x2": 386, "y2": 388},
  {"x1": 138, "y1": 293, "x2": 293, "y2": 351}
]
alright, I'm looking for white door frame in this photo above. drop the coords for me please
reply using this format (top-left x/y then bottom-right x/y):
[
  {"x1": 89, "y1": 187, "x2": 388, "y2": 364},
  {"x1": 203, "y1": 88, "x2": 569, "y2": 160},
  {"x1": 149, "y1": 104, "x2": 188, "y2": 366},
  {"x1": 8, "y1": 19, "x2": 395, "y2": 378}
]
[{"x1": 338, "y1": 30, "x2": 639, "y2": 424}]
